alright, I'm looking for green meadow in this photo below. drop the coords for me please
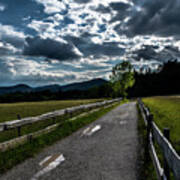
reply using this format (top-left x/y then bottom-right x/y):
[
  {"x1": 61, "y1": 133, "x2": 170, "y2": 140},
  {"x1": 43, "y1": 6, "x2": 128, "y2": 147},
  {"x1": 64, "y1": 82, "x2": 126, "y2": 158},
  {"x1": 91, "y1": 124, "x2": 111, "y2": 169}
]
[
  {"x1": 0, "y1": 99, "x2": 102, "y2": 122},
  {"x1": 143, "y1": 96, "x2": 180, "y2": 154}
]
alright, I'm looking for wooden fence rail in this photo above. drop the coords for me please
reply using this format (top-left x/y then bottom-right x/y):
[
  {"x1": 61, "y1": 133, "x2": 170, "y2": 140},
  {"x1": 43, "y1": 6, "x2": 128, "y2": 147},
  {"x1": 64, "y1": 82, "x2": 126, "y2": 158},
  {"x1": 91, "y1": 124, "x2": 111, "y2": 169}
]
[
  {"x1": 138, "y1": 98, "x2": 180, "y2": 180},
  {"x1": 0, "y1": 98, "x2": 121, "y2": 132},
  {"x1": 0, "y1": 98, "x2": 121, "y2": 152}
]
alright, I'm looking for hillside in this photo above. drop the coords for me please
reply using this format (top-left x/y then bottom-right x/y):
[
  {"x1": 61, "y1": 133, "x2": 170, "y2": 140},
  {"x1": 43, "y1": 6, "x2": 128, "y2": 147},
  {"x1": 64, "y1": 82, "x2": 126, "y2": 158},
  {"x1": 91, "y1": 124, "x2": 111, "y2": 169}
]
[
  {"x1": 0, "y1": 84, "x2": 32, "y2": 95},
  {"x1": 0, "y1": 78, "x2": 108, "y2": 95},
  {"x1": 62, "y1": 78, "x2": 107, "y2": 91}
]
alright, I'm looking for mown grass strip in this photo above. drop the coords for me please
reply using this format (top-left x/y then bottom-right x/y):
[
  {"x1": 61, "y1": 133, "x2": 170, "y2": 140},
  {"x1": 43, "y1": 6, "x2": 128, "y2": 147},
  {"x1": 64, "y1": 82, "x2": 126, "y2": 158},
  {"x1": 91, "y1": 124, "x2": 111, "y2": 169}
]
[
  {"x1": 142, "y1": 96, "x2": 177, "y2": 179},
  {"x1": 0, "y1": 101, "x2": 124, "y2": 174},
  {"x1": 137, "y1": 103, "x2": 157, "y2": 180}
]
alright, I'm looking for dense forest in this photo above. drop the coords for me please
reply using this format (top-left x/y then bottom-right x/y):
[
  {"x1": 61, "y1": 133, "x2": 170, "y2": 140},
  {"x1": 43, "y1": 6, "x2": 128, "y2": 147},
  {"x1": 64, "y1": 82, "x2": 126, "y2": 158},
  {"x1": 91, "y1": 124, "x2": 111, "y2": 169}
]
[
  {"x1": 128, "y1": 60, "x2": 180, "y2": 97},
  {"x1": 0, "y1": 61, "x2": 179, "y2": 103}
]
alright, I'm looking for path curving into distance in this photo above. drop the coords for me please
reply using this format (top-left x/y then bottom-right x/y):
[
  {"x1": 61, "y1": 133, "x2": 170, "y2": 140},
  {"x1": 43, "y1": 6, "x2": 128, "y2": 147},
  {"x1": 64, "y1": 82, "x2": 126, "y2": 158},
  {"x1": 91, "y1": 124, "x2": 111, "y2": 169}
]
[{"x1": 1, "y1": 102, "x2": 139, "y2": 180}]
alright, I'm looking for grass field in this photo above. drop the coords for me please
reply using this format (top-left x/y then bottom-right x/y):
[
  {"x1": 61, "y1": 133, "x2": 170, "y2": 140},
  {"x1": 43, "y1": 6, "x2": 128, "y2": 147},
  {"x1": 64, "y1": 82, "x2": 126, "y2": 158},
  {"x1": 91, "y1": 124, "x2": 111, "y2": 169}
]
[
  {"x1": 143, "y1": 96, "x2": 180, "y2": 154},
  {"x1": 0, "y1": 99, "x2": 102, "y2": 122},
  {"x1": 0, "y1": 101, "x2": 123, "y2": 173}
]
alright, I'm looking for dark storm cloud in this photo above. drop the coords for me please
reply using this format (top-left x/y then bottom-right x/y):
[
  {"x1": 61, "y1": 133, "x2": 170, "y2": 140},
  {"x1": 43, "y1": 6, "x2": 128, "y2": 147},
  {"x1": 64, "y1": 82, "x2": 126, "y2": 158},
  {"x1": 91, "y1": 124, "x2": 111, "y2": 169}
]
[
  {"x1": 127, "y1": 0, "x2": 180, "y2": 37},
  {"x1": 109, "y1": 2, "x2": 131, "y2": 26},
  {"x1": 94, "y1": 4, "x2": 111, "y2": 14},
  {"x1": 132, "y1": 45, "x2": 180, "y2": 62},
  {"x1": 110, "y1": 2, "x2": 131, "y2": 11},
  {"x1": 65, "y1": 33, "x2": 125, "y2": 57},
  {"x1": 73, "y1": 0, "x2": 91, "y2": 4},
  {"x1": 23, "y1": 36, "x2": 81, "y2": 60}
]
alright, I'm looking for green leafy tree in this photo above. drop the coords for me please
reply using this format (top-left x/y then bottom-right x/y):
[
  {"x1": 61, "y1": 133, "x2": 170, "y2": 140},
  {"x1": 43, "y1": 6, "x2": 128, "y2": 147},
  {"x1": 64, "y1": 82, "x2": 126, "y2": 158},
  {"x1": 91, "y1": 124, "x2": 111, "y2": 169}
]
[{"x1": 110, "y1": 61, "x2": 135, "y2": 98}]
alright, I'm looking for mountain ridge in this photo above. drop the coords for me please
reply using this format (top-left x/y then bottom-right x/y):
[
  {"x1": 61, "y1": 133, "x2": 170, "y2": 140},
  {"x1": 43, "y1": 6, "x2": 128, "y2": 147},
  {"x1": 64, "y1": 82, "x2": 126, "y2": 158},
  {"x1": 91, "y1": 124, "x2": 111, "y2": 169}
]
[{"x1": 0, "y1": 78, "x2": 108, "y2": 95}]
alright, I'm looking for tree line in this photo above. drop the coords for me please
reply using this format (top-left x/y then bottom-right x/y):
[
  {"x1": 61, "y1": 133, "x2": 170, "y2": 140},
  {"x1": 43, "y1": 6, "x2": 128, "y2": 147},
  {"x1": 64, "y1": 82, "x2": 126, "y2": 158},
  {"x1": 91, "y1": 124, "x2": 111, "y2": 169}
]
[
  {"x1": 0, "y1": 60, "x2": 179, "y2": 103},
  {"x1": 128, "y1": 60, "x2": 180, "y2": 97}
]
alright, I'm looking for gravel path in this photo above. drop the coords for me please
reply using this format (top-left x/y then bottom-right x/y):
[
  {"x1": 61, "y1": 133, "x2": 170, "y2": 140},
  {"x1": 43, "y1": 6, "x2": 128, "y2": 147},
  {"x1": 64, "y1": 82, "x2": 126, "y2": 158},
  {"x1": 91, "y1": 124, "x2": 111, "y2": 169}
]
[{"x1": 1, "y1": 102, "x2": 139, "y2": 180}]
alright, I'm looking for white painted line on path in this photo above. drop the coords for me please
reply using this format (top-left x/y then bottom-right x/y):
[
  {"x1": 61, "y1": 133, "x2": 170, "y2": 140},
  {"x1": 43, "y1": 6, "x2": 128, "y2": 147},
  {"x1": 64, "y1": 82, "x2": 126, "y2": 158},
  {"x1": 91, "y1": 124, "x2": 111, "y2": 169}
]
[
  {"x1": 82, "y1": 125, "x2": 102, "y2": 136},
  {"x1": 31, "y1": 154, "x2": 65, "y2": 180},
  {"x1": 120, "y1": 121, "x2": 127, "y2": 125},
  {"x1": 39, "y1": 155, "x2": 52, "y2": 167}
]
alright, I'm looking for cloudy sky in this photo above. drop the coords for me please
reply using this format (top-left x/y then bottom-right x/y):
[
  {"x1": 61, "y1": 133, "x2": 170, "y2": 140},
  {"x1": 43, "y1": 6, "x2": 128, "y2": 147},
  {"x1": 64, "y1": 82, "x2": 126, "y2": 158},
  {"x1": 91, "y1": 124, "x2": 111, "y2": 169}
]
[{"x1": 1, "y1": 0, "x2": 180, "y2": 86}]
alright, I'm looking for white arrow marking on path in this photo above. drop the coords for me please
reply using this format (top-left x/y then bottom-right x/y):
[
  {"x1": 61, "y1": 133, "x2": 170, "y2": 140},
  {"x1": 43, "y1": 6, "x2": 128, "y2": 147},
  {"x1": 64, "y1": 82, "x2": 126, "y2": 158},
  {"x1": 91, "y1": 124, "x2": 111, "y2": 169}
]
[
  {"x1": 31, "y1": 154, "x2": 65, "y2": 180},
  {"x1": 120, "y1": 121, "x2": 127, "y2": 125},
  {"x1": 39, "y1": 155, "x2": 52, "y2": 167},
  {"x1": 82, "y1": 125, "x2": 101, "y2": 136}
]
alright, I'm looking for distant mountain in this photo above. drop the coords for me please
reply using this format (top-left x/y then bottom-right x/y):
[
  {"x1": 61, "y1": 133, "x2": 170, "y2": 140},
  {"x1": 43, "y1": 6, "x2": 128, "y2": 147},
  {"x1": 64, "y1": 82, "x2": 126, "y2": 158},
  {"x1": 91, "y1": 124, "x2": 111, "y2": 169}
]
[
  {"x1": 0, "y1": 84, "x2": 32, "y2": 95},
  {"x1": 34, "y1": 84, "x2": 60, "y2": 93},
  {"x1": 0, "y1": 78, "x2": 108, "y2": 95},
  {"x1": 61, "y1": 78, "x2": 108, "y2": 91}
]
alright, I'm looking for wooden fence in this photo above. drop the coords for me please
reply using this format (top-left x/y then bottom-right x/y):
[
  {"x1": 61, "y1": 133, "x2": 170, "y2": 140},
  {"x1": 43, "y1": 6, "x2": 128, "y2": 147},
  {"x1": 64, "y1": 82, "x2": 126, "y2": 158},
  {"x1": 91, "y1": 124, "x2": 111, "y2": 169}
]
[
  {"x1": 0, "y1": 98, "x2": 122, "y2": 152},
  {"x1": 138, "y1": 98, "x2": 180, "y2": 180},
  {"x1": 0, "y1": 98, "x2": 121, "y2": 132}
]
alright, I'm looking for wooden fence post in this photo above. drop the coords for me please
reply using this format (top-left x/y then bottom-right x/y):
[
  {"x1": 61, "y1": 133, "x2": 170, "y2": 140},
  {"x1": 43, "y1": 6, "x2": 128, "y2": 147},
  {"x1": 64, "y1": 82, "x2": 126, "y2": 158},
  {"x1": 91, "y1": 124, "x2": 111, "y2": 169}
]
[
  {"x1": 17, "y1": 126, "x2": 21, "y2": 136},
  {"x1": 17, "y1": 114, "x2": 21, "y2": 120},
  {"x1": 145, "y1": 113, "x2": 152, "y2": 160},
  {"x1": 163, "y1": 128, "x2": 170, "y2": 180},
  {"x1": 147, "y1": 114, "x2": 153, "y2": 142},
  {"x1": 28, "y1": 135, "x2": 32, "y2": 143},
  {"x1": 17, "y1": 114, "x2": 21, "y2": 136},
  {"x1": 70, "y1": 111, "x2": 73, "y2": 118},
  {"x1": 3, "y1": 124, "x2": 7, "y2": 131},
  {"x1": 145, "y1": 114, "x2": 153, "y2": 160},
  {"x1": 53, "y1": 117, "x2": 56, "y2": 124},
  {"x1": 65, "y1": 109, "x2": 68, "y2": 116}
]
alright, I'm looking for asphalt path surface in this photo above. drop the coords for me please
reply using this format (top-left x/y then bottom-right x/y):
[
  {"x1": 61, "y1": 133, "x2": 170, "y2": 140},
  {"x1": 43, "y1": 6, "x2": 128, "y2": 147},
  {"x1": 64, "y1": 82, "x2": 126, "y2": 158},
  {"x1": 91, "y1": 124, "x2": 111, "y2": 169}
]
[{"x1": 1, "y1": 102, "x2": 139, "y2": 180}]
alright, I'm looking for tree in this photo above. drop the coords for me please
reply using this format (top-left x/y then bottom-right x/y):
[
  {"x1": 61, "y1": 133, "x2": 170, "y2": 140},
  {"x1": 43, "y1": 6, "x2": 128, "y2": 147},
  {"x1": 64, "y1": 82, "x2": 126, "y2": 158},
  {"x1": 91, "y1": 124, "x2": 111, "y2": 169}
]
[{"x1": 110, "y1": 61, "x2": 135, "y2": 98}]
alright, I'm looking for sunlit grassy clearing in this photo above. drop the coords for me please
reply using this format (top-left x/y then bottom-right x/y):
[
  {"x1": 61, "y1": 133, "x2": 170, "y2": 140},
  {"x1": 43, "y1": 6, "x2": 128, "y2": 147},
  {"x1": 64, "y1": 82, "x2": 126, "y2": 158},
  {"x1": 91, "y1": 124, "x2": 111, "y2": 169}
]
[{"x1": 143, "y1": 96, "x2": 180, "y2": 154}]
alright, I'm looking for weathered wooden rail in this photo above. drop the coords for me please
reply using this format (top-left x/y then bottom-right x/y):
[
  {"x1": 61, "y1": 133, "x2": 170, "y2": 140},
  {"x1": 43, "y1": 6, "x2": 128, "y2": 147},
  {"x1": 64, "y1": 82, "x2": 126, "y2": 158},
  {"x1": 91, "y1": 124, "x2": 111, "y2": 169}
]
[
  {"x1": 0, "y1": 98, "x2": 121, "y2": 132},
  {"x1": 138, "y1": 98, "x2": 180, "y2": 180},
  {"x1": 0, "y1": 98, "x2": 121, "y2": 152}
]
